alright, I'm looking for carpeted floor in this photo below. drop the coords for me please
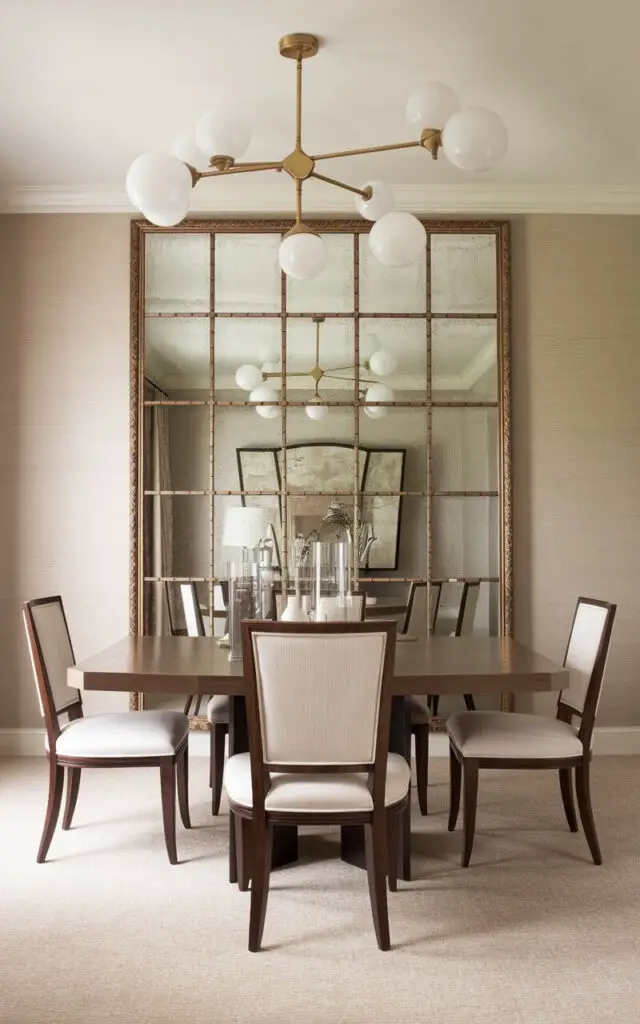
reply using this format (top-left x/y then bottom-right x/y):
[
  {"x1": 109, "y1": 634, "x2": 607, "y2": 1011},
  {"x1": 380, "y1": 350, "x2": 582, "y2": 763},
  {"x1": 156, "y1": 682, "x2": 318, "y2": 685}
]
[{"x1": 1, "y1": 755, "x2": 639, "y2": 1024}]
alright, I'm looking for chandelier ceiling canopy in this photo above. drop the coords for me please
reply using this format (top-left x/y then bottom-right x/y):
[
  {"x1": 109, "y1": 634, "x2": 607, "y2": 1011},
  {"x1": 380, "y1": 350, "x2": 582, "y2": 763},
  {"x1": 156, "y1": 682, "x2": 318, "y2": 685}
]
[{"x1": 126, "y1": 33, "x2": 508, "y2": 281}]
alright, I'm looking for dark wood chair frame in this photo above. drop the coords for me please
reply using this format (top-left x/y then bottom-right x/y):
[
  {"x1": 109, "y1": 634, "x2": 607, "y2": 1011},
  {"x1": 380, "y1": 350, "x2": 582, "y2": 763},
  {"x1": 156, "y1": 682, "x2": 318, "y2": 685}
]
[
  {"x1": 448, "y1": 597, "x2": 617, "y2": 867},
  {"x1": 23, "y1": 596, "x2": 191, "y2": 865},
  {"x1": 230, "y1": 620, "x2": 407, "y2": 952}
]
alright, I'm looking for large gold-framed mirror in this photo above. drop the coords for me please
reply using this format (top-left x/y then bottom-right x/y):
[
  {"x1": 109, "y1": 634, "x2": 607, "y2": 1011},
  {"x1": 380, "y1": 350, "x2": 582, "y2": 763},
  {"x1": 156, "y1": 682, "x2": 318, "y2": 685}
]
[{"x1": 129, "y1": 218, "x2": 511, "y2": 725}]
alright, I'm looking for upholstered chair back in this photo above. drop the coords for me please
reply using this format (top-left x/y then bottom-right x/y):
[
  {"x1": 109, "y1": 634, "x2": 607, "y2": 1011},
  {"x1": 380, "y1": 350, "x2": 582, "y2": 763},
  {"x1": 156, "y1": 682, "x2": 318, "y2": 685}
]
[
  {"x1": 23, "y1": 597, "x2": 82, "y2": 742},
  {"x1": 559, "y1": 598, "x2": 616, "y2": 730},
  {"x1": 180, "y1": 583, "x2": 205, "y2": 637},
  {"x1": 455, "y1": 581, "x2": 480, "y2": 636},
  {"x1": 244, "y1": 622, "x2": 394, "y2": 769}
]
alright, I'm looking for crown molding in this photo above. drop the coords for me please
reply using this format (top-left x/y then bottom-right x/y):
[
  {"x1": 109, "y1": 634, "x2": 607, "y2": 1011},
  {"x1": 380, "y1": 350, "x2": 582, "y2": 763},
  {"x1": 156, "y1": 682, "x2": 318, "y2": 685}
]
[{"x1": 2, "y1": 181, "x2": 640, "y2": 215}]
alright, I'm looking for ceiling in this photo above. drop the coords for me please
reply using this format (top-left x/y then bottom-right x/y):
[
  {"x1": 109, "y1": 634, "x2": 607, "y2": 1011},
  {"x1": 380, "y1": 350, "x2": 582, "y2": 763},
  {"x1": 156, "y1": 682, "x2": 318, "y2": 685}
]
[{"x1": 2, "y1": 0, "x2": 639, "y2": 213}]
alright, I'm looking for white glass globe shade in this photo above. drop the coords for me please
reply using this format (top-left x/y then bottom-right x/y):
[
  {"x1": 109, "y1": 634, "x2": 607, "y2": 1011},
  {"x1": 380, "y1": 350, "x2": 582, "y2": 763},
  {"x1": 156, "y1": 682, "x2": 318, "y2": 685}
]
[
  {"x1": 195, "y1": 112, "x2": 250, "y2": 159},
  {"x1": 305, "y1": 400, "x2": 329, "y2": 421},
  {"x1": 369, "y1": 349, "x2": 398, "y2": 376},
  {"x1": 235, "y1": 364, "x2": 263, "y2": 391},
  {"x1": 250, "y1": 385, "x2": 279, "y2": 419},
  {"x1": 278, "y1": 231, "x2": 326, "y2": 280},
  {"x1": 368, "y1": 212, "x2": 426, "y2": 268},
  {"x1": 364, "y1": 383, "x2": 394, "y2": 418},
  {"x1": 355, "y1": 181, "x2": 394, "y2": 222},
  {"x1": 360, "y1": 333, "x2": 379, "y2": 361},
  {"x1": 442, "y1": 106, "x2": 508, "y2": 171},
  {"x1": 406, "y1": 83, "x2": 460, "y2": 132},
  {"x1": 170, "y1": 133, "x2": 209, "y2": 171},
  {"x1": 126, "y1": 153, "x2": 192, "y2": 223}
]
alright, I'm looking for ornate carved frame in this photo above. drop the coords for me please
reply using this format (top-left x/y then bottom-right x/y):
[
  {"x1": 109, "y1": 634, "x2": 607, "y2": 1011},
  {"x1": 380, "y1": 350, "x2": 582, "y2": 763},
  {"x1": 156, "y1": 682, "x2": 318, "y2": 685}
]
[{"x1": 129, "y1": 217, "x2": 512, "y2": 719}]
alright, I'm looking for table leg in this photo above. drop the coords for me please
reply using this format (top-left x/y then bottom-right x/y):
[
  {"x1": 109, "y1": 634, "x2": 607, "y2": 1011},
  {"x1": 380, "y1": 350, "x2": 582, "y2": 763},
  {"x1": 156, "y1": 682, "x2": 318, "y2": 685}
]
[
  {"x1": 228, "y1": 696, "x2": 297, "y2": 879},
  {"x1": 340, "y1": 697, "x2": 411, "y2": 880}
]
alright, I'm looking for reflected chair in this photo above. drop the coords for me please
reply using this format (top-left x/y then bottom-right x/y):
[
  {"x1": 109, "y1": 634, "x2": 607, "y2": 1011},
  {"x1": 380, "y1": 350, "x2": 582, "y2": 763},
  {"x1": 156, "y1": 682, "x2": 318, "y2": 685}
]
[
  {"x1": 403, "y1": 582, "x2": 437, "y2": 815},
  {"x1": 447, "y1": 597, "x2": 616, "y2": 866},
  {"x1": 179, "y1": 583, "x2": 230, "y2": 814},
  {"x1": 224, "y1": 621, "x2": 409, "y2": 952},
  {"x1": 23, "y1": 596, "x2": 191, "y2": 864},
  {"x1": 427, "y1": 580, "x2": 480, "y2": 717}
]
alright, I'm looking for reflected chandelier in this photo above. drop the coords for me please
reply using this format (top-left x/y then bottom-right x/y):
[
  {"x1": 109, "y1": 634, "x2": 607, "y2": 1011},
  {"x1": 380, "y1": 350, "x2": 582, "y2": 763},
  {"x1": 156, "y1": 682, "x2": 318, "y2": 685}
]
[
  {"x1": 126, "y1": 33, "x2": 508, "y2": 280},
  {"x1": 234, "y1": 316, "x2": 397, "y2": 421}
]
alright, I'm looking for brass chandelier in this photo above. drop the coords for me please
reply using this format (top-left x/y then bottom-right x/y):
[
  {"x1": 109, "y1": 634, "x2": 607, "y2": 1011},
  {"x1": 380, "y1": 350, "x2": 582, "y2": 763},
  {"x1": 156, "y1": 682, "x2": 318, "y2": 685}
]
[
  {"x1": 234, "y1": 316, "x2": 398, "y2": 421},
  {"x1": 126, "y1": 33, "x2": 508, "y2": 279}
]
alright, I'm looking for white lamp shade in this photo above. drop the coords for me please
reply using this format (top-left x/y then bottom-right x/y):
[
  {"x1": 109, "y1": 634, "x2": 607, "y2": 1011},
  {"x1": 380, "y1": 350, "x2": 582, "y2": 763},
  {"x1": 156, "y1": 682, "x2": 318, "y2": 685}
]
[
  {"x1": 126, "y1": 153, "x2": 192, "y2": 224},
  {"x1": 249, "y1": 384, "x2": 280, "y2": 418},
  {"x1": 222, "y1": 506, "x2": 269, "y2": 549},
  {"x1": 369, "y1": 348, "x2": 397, "y2": 376},
  {"x1": 368, "y1": 211, "x2": 426, "y2": 268},
  {"x1": 364, "y1": 383, "x2": 394, "y2": 418},
  {"x1": 305, "y1": 400, "x2": 329, "y2": 421},
  {"x1": 195, "y1": 112, "x2": 250, "y2": 159},
  {"x1": 279, "y1": 231, "x2": 326, "y2": 280},
  {"x1": 441, "y1": 106, "x2": 508, "y2": 171},
  {"x1": 355, "y1": 181, "x2": 394, "y2": 222},
  {"x1": 406, "y1": 83, "x2": 460, "y2": 132},
  {"x1": 235, "y1": 363, "x2": 263, "y2": 391},
  {"x1": 170, "y1": 133, "x2": 209, "y2": 171}
]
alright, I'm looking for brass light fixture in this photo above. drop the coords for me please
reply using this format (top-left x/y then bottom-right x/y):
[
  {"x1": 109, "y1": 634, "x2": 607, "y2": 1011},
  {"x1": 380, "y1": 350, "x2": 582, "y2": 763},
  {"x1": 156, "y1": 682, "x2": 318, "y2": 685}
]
[
  {"x1": 234, "y1": 316, "x2": 397, "y2": 420},
  {"x1": 126, "y1": 34, "x2": 508, "y2": 279}
]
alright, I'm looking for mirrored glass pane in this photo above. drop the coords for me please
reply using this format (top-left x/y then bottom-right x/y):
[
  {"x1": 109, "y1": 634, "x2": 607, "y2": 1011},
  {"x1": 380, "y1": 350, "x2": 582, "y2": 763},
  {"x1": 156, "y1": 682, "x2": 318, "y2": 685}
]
[
  {"x1": 432, "y1": 407, "x2": 498, "y2": 492},
  {"x1": 430, "y1": 233, "x2": 497, "y2": 314},
  {"x1": 215, "y1": 234, "x2": 281, "y2": 313},
  {"x1": 143, "y1": 496, "x2": 210, "y2": 578},
  {"x1": 360, "y1": 580, "x2": 414, "y2": 634},
  {"x1": 287, "y1": 234, "x2": 354, "y2": 313},
  {"x1": 359, "y1": 406, "x2": 422, "y2": 494},
  {"x1": 432, "y1": 319, "x2": 497, "y2": 399},
  {"x1": 214, "y1": 493, "x2": 280, "y2": 576},
  {"x1": 285, "y1": 318, "x2": 355, "y2": 399},
  {"x1": 358, "y1": 493, "x2": 424, "y2": 574},
  {"x1": 214, "y1": 318, "x2": 282, "y2": 397},
  {"x1": 145, "y1": 317, "x2": 210, "y2": 393},
  {"x1": 143, "y1": 405, "x2": 210, "y2": 492},
  {"x1": 144, "y1": 234, "x2": 210, "y2": 313},
  {"x1": 360, "y1": 235, "x2": 426, "y2": 313},
  {"x1": 360, "y1": 318, "x2": 427, "y2": 396},
  {"x1": 431, "y1": 496, "x2": 499, "y2": 580},
  {"x1": 432, "y1": 580, "x2": 500, "y2": 641}
]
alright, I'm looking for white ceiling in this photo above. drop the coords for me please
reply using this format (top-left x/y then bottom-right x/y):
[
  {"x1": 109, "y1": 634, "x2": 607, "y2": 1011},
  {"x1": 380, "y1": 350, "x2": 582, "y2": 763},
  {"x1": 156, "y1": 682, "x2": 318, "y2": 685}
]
[{"x1": 2, "y1": 0, "x2": 640, "y2": 212}]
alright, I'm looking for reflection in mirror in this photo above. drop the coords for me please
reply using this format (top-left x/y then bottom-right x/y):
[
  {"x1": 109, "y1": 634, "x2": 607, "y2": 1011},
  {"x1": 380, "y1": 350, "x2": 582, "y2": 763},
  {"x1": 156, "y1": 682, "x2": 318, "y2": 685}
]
[
  {"x1": 430, "y1": 233, "x2": 496, "y2": 314},
  {"x1": 431, "y1": 496, "x2": 499, "y2": 581},
  {"x1": 432, "y1": 407, "x2": 498, "y2": 492},
  {"x1": 287, "y1": 234, "x2": 354, "y2": 313},
  {"x1": 432, "y1": 319, "x2": 497, "y2": 400},
  {"x1": 144, "y1": 234, "x2": 210, "y2": 314},
  {"x1": 214, "y1": 234, "x2": 281, "y2": 313}
]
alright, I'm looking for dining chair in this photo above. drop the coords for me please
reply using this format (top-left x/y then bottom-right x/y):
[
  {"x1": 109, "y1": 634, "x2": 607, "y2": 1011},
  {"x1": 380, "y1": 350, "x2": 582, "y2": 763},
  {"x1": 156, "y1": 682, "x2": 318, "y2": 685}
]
[
  {"x1": 427, "y1": 579, "x2": 480, "y2": 717},
  {"x1": 402, "y1": 582, "x2": 439, "y2": 817},
  {"x1": 447, "y1": 596, "x2": 616, "y2": 867},
  {"x1": 178, "y1": 583, "x2": 230, "y2": 814},
  {"x1": 224, "y1": 620, "x2": 409, "y2": 951},
  {"x1": 23, "y1": 596, "x2": 191, "y2": 864}
]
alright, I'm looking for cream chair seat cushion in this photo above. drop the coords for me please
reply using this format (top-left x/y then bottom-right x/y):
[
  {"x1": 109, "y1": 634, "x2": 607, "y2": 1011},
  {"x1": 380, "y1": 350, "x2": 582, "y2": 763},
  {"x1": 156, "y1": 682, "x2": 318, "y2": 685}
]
[
  {"x1": 408, "y1": 695, "x2": 431, "y2": 725},
  {"x1": 206, "y1": 695, "x2": 230, "y2": 724},
  {"x1": 224, "y1": 752, "x2": 411, "y2": 813},
  {"x1": 447, "y1": 711, "x2": 583, "y2": 760},
  {"x1": 53, "y1": 711, "x2": 189, "y2": 759}
]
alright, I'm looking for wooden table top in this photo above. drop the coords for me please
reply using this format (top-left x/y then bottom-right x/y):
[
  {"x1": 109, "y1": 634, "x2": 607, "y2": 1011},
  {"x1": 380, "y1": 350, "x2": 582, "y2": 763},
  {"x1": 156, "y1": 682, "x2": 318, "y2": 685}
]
[{"x1": 69, "y1": 635, "x2": 567, "y2": 697}]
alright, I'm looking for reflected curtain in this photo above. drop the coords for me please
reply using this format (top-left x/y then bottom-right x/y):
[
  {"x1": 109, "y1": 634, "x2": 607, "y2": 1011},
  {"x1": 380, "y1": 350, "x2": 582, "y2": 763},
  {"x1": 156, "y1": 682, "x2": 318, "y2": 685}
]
[{"x1": 143, "y1": 381, "x2": 174, "y2": 634}]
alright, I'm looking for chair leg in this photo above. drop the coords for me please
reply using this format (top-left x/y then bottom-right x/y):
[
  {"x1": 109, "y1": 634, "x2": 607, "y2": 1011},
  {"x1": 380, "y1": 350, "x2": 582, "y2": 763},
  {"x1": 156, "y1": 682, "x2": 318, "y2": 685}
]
[
  {"x1": 176, "y1": 747, "x2": 191, "y2": 829},
  {"x1": 248, "y1": 820, "x2": 273, "y2": 952},
  {"x1": 193, "y1": 695, "x2": 204, "y2": 716},
  {"x1": 183, "y1": 695, "x2": 194, "y2": 716},
  {"x1": 229, "y1": 811, "x2": 238, "y2": 884},
  {"x1": 559, "y1": 767, "x2": 578, "y2": 833},
  {"x1": 430, "y1": 694, "x2": 440, "y2": 717},
  {"x1": 413, "y1": 723, "x2": 429, "y2": 816},
  {"x1": 235, "y1": 815, "x2": 251, "y2": 891},
  {"x1": 461, "y1": 760, "x2": 479, "y2": 868},
  {"x1": 37, "y1": 757, "x2": 64, "y2": 863},
  {"x1": 575, "y1": 761, "x2": 602, "y2": 865},
  {"x1": 159, "y1": 761, "x2": 178, "y2": 865},
  {"x1": 463, "y1": 694, "x2": 476, "y2": 711},
  {"x1": 448, "y1": 744, "x2": 462, "y2": 831},
  {"x1": 61, "y1": 766, "x2": 81, "y2": 831},
  {"x1": 364, "y1": 816, "x2": 391, "y2": 950},
  {"x1": 386, "y1": 811, "x2": 399, "y2": 892},
  {"x1": 211, "y1": 723, "x2": 227, "y2": 816}
]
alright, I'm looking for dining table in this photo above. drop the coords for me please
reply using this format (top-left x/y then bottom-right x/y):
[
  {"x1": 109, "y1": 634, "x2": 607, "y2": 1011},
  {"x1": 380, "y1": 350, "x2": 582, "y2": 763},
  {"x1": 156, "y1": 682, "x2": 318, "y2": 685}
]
[{"x1": 69, "y1": 634, "x2": 568, "y2": 881}]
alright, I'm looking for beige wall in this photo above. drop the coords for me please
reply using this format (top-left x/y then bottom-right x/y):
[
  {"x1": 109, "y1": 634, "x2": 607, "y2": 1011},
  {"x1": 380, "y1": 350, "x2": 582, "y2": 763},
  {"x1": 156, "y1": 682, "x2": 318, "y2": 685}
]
[
  {"x1": 1, "y1": 213, "x2": 638, "y2": 729},
  {"x1": 0, "y1": 215, "x2": 131, "y2": 729}
]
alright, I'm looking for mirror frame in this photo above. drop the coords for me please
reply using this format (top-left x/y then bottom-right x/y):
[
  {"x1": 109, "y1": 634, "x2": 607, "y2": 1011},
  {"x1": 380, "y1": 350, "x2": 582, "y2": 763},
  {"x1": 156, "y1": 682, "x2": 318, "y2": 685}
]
[{"x1": 129, "y1": 217, "x2": 512, "y2": 721}]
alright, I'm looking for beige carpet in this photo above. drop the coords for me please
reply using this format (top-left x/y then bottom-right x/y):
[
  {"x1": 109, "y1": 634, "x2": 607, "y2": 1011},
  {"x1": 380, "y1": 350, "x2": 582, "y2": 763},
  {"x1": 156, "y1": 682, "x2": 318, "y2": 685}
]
[{"x1": 1, "y1": 755, "x2": 639, "y2": 1024}]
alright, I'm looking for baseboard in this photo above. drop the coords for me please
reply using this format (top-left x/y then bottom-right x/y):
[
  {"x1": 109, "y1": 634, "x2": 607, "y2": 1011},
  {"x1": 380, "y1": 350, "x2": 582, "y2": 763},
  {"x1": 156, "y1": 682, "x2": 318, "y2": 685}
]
[{"x1": 3, "y1": 726, "x2": 640, "y2": 759}]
